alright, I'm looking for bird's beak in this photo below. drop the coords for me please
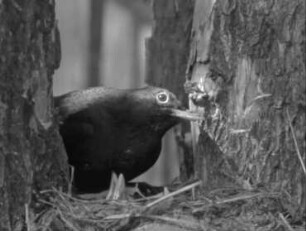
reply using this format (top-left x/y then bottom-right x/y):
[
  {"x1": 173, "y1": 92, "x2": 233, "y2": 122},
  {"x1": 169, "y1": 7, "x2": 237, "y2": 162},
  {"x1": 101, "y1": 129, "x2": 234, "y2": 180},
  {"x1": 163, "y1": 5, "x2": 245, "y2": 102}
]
[{"x1": 170, "y1": 109, "x2": 202, "y2": 121}]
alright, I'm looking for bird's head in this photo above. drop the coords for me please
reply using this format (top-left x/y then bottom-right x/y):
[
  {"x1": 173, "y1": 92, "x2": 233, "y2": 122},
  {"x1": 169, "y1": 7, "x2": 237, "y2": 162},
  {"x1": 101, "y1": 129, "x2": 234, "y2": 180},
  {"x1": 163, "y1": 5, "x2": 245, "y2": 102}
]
[
  {"x1": 55, "y1": 86, "x2": 201, "y2": 135},
  {"x1": 127, "y1": 86, "x2": 201, "y2": 134}
]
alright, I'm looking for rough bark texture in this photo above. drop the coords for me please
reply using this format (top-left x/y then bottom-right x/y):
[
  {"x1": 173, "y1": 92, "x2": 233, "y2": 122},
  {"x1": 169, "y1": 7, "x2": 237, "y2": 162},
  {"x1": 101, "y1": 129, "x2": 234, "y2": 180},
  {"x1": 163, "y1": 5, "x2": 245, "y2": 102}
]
[
  {"x1": 146, "y1": 0, "x2": 194, "y2": 101},
  {"x1": 87, "y1": 0, "x2": 104, "y2": 87},
  {"x1": 0, "y1": 1, "x2": 67, "y2": 230},
  {"x1": 146, "y1": 0, "x2": 195, "y2": 181},
  {"x1": 188, "y1": 0, "x2": 305, "y2": 217}
]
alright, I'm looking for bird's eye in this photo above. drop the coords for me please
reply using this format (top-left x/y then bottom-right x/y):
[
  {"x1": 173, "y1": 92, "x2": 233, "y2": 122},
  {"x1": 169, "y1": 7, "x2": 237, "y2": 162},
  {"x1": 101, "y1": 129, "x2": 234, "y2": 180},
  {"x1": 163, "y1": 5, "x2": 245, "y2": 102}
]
[{"x1": 156, "y1": 92, "x2": 170, "y2": 104}]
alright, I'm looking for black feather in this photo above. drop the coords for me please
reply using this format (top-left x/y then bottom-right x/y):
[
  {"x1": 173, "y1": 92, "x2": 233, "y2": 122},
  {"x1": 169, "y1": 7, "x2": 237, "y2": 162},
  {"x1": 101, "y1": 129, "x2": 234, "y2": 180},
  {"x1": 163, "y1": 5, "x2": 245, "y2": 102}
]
[{"x1": 55, "y1": 86, "x2": 197, "y2": 193}]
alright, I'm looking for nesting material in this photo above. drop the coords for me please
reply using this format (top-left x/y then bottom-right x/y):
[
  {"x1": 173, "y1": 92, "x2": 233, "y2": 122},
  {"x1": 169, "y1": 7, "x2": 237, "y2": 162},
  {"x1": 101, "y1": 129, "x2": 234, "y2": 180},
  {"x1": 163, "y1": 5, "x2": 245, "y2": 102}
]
[{"x1": 30, "y1": 180, "x2": 304, "y2": 231}]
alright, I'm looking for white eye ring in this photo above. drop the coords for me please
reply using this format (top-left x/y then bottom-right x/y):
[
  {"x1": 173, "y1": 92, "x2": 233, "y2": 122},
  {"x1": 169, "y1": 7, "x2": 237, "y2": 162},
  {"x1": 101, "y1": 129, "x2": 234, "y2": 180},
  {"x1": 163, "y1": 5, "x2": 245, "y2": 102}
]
[{"x1": 156, "y1": 91, "x2": 170, "y2": 104}]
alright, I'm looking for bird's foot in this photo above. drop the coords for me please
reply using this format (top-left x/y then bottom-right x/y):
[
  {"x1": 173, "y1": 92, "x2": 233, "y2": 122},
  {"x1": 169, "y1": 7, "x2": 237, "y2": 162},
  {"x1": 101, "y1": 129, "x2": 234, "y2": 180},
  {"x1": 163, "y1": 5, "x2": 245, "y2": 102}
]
[
  {"x1": 106, "y1": 172, "x2": 126, "y2": 200},
  {"x1": 126, "y1": 182, "x2": 168, "y2": 200},
  {"x1": 105, "y1": 174, "x2": 170, "y2": 201}
]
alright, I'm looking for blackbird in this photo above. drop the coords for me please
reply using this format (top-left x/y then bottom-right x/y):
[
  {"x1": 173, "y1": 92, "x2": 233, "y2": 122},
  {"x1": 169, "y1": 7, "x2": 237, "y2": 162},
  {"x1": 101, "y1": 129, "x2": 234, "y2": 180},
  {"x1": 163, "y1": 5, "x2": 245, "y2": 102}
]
[{"x1": 55, "y1": 86, "x2": 199, "y2": 195}]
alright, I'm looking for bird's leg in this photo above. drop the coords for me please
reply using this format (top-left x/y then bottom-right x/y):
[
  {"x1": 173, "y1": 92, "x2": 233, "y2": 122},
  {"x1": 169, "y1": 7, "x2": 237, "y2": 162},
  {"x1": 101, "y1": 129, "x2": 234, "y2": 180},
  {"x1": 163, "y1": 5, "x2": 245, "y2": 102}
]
[
  {"x1": 106, "y1": 171, "x2": 118, "y2": 200},
  {"x1": 106, "y1": 172, "x2": 126, "y2": 200},
  {"x1": 112, "y1": 173, "x2": 126, "y2": 200}
]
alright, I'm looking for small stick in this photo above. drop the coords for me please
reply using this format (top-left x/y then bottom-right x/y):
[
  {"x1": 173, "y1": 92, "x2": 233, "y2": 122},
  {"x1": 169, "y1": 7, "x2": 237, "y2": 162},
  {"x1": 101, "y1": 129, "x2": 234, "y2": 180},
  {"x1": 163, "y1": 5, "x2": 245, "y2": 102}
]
[
  {"x1": 68, "y1": 165, "x2": 75, "y2": 196},
  {"x1": 145, "y1": 180, "x2": 202, "y2": 209},
  {"x1": 192, "y1": 192, "x2": 279, "y2": 213},
  {"x1": 104, "y1": 213, "x2": 132, "y2": 220},
  {"x1": 286, "y1": 109, "x2": 306, "y2": 175},
  {"x1": 278, "y1": 213, "x2": 294, "y2": 231},
  {"x1": 25, "y1": 203, "x2": 31, "y2": 231},
  {"x1": 143, "y1": 215, "x2": 202, "y2": 230},
  {"x1": 214, "y1": 193, "x2": 263, "y2": 205},
  {"x1": 57, "y1": 208, "x2": 79, "y2": 231},
  {"x1": 191, "y1": 186, "x2": 196, "y2": 200}
]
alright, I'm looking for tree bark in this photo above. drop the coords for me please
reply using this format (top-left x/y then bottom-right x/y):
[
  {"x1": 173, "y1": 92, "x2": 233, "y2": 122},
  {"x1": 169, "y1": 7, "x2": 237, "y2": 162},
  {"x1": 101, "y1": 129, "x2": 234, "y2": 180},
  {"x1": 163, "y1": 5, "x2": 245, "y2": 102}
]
[
  {"x1": 0, "y1": 1, "x2": 67, "y2": 230},
  {"x1": 146, "y1": 0, "x2": 194, "y2": 101},
  {"x1": 146, "y1": 0, "x2": 195, "y2": 181},
  {"x1": 187, "y1": 0, "x2": 305, "y2": 217},
  {"x1": 87, "y1": 0, "x2": 104, "y2": 87}
]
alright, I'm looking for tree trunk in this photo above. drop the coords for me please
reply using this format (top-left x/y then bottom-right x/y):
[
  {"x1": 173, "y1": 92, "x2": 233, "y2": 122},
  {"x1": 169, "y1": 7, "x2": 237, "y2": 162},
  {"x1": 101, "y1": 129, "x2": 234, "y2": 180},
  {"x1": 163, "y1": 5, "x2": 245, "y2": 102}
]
[
  {"x1": 146, "y1": 0, "x2": 195, "y2": 181},
  {"x1": 0, "y1": 1, "x2": 67, "y2": 230},
  {"x1": 187, "y1": 0, "x2": 305, "y2": 218},
  {"x1": 87, "y1": 0, "x2": 104, "y2": 87}
]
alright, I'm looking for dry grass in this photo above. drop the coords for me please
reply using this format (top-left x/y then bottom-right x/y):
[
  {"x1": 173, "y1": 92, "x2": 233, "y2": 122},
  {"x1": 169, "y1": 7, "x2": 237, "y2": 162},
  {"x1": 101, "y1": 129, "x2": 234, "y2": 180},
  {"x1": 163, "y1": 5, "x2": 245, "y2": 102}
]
[{"x1": 26, "y1": 179, "x2": 305, "y2": 231}]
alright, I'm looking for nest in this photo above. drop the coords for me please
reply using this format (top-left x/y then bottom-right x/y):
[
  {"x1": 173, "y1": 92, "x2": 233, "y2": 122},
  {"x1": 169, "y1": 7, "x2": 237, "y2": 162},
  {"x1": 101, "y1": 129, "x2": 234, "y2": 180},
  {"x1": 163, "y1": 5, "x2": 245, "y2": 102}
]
[{"x1": 25, "y1": 179, "x2": 305, "y2": 231}]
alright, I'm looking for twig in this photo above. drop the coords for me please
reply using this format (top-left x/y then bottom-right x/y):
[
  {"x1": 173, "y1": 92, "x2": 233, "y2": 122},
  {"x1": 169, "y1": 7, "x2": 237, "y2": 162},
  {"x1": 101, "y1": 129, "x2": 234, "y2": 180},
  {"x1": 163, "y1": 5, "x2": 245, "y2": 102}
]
[
  {"x1": 68, "y1": 165, "x2": 74, "y2": 196},
  {"x1": 104, "y1": 213, "x2": 132, "y2": 220},
  {"x1": 286, "y1": 109, "x2": 306, "y2": 175},
  {"x1": 64, "y1": 192, "x2": 107, "y2": 204},
  {"x1": 214, "y1": 192, "x2": 263, "y2": 205},
  {"x1": 41, "y1": 187, "x2": 107, "y2": 205},
  {"x1": 56, "y1": 189, "x2": 76, "y2": 213},
  {"x1": 57, "y1": 208, "x2": 79, "y2": 231},
  {"x1": 38, "y1": 198, "x2": 56, "y2": 207},
  {"x1": 278, "y1": 213, "x2": 294, "y2": 231},
  {"x1": 143, "y1": 215, "x2": 202, "y2": 230},
  {"x1": 193, "y1": 192, "x2": 279, "y2": 213},
  {"x1": 145, "y1": 180, "x2": 202, "y2": 209},
  {"x1": 25, "y1": 203, "x2": 31, "y2": 231}
]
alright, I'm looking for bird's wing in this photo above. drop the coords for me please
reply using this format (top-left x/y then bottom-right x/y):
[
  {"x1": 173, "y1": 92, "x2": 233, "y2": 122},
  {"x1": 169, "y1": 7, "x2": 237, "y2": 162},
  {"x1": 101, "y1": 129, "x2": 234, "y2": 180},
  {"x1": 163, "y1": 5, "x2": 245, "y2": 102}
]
[
  {"x1": 54, "y1": 87, "x2": 123, "y2": 120},
  {"x1": 59, "y1": 119, "x2": 94, "y2": 141},
  {"x1": 59, "y1": 113, "x2": 96, "y2": 168},
  {"x1": 59, "y1": 103, "x2": 118, "y2": 171}
]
